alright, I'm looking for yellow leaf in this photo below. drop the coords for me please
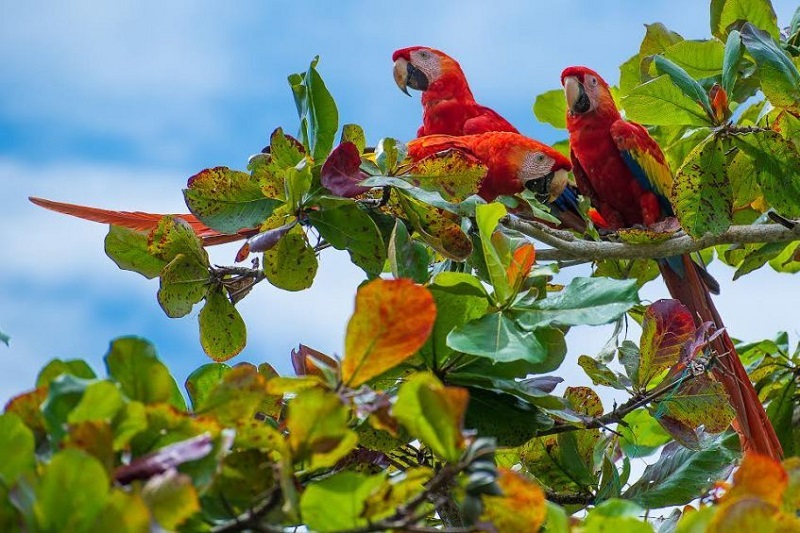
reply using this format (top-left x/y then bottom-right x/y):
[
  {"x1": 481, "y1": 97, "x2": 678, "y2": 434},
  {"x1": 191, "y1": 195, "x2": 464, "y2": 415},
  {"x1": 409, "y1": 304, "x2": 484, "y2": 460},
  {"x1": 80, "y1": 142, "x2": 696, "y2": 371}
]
[
  {"x1": 342, "y1": 278, "x2": 436, "y2": 387},
  {"x1": 482, "y1": 468, "x2": 546, "y2": 532},
  {"x1": 722, "y1": 453, "x2": 787, "y2": 507}
]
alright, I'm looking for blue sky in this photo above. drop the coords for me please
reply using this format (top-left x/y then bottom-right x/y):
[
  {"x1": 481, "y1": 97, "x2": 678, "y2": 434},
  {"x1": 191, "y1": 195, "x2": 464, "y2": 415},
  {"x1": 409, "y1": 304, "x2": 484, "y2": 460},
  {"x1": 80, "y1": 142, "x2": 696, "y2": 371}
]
[{"x1": 2, "y1": 1, "x2": 798, "y2": 406}]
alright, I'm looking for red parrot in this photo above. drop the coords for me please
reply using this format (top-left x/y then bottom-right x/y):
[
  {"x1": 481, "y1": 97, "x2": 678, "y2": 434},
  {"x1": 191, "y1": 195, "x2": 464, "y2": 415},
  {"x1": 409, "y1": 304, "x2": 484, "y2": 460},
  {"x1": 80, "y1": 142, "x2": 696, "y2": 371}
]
[
  {"x1": 28, "y1": 197, "x2": 251, "y2": 246},
  {"x1": 392, "y1": 46, "x2": 518, "y2": 137},
  {"x1": 406, "y1": 131, "x2": 572, "y2": 202},
  {"x1": 561, "y1": 66, "x2": 782, "y2": 459},
  {"x1": 393, "y1": 46, "x2": 594, "y2": 230}
]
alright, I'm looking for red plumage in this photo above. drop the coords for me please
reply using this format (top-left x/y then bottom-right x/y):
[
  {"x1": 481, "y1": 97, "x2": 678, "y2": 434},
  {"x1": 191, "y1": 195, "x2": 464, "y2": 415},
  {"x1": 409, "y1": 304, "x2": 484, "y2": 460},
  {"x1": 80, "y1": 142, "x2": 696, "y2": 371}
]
[
  {"x1": 407, "y1": 132, "x2": 572, "y2": 202},
  {"x1": 29, "y1": 196, "x2": 254, "y2": 246}
]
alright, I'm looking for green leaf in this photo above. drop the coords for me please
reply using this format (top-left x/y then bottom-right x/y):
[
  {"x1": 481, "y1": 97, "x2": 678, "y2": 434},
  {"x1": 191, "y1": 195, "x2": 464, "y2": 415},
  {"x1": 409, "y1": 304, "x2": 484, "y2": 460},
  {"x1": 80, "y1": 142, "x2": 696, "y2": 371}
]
[
  {"x1": 727, "y1": 149, "x2": 761, "y2": 209},
  {"x1": 732, "y1": 241, "x2": 789, "y2": 280},
  {"x1": 623, "y1": 440, "x2": 736, "y2": 508},
  {"x1": 141, "y1": 469, "x2": 199, "y2": 530},
  {"x1": 105, "y1": 337, "x2": 186, "y2": 410},
  {"x1": 147, "y1": 216, "x2": 208, "y2": 266},
  {"x1": 734, "y1": 130, "x2": 800, "y2": 217},
  {"x1": 290, "y1": 58, "x2": 339, "y2": 163},
  {"x1": 68, "y1": 380, "x2": 124, "y2": 424},
  {"x1": 157, "y1": 254, "x2": 209, "y2": 318},
  {"x1": 447, "y1": 311, "x2": 551, "y2": 365},
  {"x1": 766, "y1": 377, "x2": 797, "y2": 457},
  {"x1": 374, "y1": 137, "x2": 407, "y2": 174},
  {"x1": 392, "y1": 189, "x2": 472, "y2": 261},
  {"x1": 618, "y1": 409, "x2": 672, "y2": 458},
  {"x1": 262, "y1": 225, "x2": 317, "y2": 291},
  {"x1": 475, "y1": 202, "x2": 511, "y2": 303},
  {"x1": 583, "y1": 499, "x2": 652, "y2": 533},
  {"x1": 0, "y1": 329, "x2": 8, "y2": 347},
  {"x1": 710, "y1": 0, "x2": 779, "y2": 41},
  {"x1": 91, "y1": 490, "x2": 151, "y2": 533},
  {"x1": 420, "y1": 272, "x2": 489, "y2": 369},
  {"x1": 722, "y1": 30, "x2": 744, "y2": 96},
  {"x1": 198, "y1": 285, "x2": 247, "y2": 362},
  {"x1": 340, "y1": 123, "x2": 366, "y2": 153},
  {"x1": 184, "y1": 363, "x2": 231, "y2": 411},
  {"x1": 464, "y1": 389, "x2": 554, "y2": 447},
  {"x1": 652, "y1": 55, "x2": 713, "y2": 119},
  {"x1": 405, "y1": 149, "x2": 486, "y2": 202},
  {"x1": 35, "y1": 449, "x2": 110, "y2": 532},
  {"x1": 619, "y1": 54, "x2": 642, "y2": 97},
  {"x1": 388, "y1": 220, "x2": 430, "y2": 283},
  {"x1": 622, "y1": 75, "x2": 711, "y2": 126},
  {"x1": 104, "y1": 225, "x2": 166, "y2": 279},
  {"x1": 393, "y1": 372, "x2": 467, "y2": 462},
  {"x1": 661, "y1": 39, "x2": 725, "y2": 80},
  {"x1": 36, "y1": 359, "x2": 96, "y2": 388},
  {"x1": 640, "y1": 23, "x2": 683, "y2": 57},
  {"x1": 673, "y1": 135, "x2": 732, "y2": 238},
  {"x1": 0, "y1": 413, "x2": 35, "y2": 485},
  {"x1": 41, "y1": 374, "x2": 93, "y2": 442},
  {"x1": 740, "y1": 23, "x2": 800, "y2": 110},
  {"x1": 287, "y1": 387, "x2": 358, "y2": 470},
  {"x1": 533, "y1": 89, "x2": 567, "y2": 129},
  {"x1": 249, "y1": 128, "x2": 306, "y2": 200},
  {"x1": 652, "y1": 375, "x2": 736, "y2": 440},
  {"x1": 516, "y1": 277, "x2": 639, "y2": 330},
  {"x1": 300, "y1": 471, "x2": 385, "y2": 532},
  {"x1": 183, "y1": 166, "x2": 280, "y2": 234},
  {"x1": 577, "y1": 355, "x2": 630, "y2": 391},
  {"x1": 307, "y1": 200, "x2": 386, "y2": 278}
]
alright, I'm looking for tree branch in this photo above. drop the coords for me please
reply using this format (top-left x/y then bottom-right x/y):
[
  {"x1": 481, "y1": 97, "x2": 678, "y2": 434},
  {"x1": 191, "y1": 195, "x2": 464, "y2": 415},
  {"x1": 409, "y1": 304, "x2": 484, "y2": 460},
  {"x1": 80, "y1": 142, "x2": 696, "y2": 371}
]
[{"x1": 503, "y1": 216, "x2": 800, "y2": 262}]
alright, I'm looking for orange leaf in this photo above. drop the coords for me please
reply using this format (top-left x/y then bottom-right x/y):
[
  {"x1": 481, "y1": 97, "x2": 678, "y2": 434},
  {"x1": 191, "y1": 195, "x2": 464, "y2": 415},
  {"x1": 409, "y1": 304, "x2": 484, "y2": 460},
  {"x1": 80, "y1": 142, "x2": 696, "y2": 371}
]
[
  {"x1": 506, "y1": 243, "x2": 535, "y2": 289},
  {"x1": 342, "y1": 278, "x2": 436, "y2": 387},
  {"x1": 482, "y1": 468, "x2": 546, "y2": 531},
  {"x1": 721, "y1": 453, "x2": 788, "y2": 507}
]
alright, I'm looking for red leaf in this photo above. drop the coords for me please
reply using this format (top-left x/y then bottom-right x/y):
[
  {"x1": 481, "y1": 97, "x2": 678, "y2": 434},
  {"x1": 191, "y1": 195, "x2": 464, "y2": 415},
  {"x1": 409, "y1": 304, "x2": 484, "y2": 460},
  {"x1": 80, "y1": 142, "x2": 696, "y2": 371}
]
[
  {"x1": 291, "y1": 344, "x2": 339, "y2": 378},
  {"x1": 321, "y1": 142, "x2": 371, "y2": 198}
]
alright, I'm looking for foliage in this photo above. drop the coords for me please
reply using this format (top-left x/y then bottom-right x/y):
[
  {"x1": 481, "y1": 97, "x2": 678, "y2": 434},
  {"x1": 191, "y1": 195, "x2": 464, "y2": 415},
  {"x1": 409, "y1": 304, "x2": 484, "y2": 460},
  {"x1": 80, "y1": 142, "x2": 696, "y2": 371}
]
[{"x1": 8, "y1": 1, "x2": 800, "y2": 531}]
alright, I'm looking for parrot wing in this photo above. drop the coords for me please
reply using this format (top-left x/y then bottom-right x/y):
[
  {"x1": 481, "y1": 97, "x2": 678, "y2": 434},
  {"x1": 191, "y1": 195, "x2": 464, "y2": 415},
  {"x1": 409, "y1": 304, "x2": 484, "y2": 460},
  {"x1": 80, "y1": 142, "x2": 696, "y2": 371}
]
[
  {"x1": 462, "y1": 105, "x2": 519, "y2": 135},
  {"x1": 610, "y1": 120, "x2": 674, "y2": 216}
]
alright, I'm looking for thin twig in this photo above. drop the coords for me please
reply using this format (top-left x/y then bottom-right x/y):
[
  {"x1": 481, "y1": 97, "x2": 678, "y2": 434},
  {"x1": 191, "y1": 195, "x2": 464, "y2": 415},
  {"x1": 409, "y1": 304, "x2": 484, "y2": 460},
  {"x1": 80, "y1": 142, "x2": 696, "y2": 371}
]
[{"x1": 211, "y1": 488, "x2": 283, "y2": 533}]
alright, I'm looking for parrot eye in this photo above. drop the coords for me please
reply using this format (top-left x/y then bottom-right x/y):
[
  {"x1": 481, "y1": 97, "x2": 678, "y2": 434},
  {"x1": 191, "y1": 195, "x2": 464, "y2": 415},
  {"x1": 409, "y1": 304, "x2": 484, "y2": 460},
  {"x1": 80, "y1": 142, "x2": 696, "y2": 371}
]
[
  {"x1": 534, "y1": 153, "x2": 545, "y2": 163},
  {"x1": 589, "y1": 76, "x2": 598, "y2": 86},
  {"x1": 419, "y1": 50, "x2": 431, "y2": 59}
]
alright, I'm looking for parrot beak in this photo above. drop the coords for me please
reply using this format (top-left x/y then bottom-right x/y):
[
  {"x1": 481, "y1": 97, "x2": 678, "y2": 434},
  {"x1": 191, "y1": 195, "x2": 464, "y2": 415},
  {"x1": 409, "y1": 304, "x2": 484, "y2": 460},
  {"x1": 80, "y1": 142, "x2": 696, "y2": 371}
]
[
  {"x1": 564, "y1": 76, "x2": 591, "y2": 115},
  {"x1": 524, "y1": 169, "x2": 570, "y2": 202},
  {"x1": 393, "y1": 58, "x2": 429, "y2": 96}
]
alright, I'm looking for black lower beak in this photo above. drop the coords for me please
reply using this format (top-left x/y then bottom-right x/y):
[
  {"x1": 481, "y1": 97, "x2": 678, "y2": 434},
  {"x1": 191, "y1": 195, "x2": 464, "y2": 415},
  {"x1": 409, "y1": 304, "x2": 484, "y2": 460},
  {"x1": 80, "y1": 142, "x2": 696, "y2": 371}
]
[
  {"x1": 406, "y1": 63, "x2": 429, "y2": 91},
  {"x1": 525, "y1": 171, "x2": 555, "y2": 202},
  {"x1": 571, "y1": 83, "x2": 591, "y2": 114}
]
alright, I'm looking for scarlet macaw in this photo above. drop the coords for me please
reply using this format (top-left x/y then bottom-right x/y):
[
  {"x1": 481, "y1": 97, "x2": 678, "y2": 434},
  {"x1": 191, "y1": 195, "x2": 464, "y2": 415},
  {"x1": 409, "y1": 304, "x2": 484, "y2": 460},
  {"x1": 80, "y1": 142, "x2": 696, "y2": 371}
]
[
  {"x1": 393, "y1": 46, "x2": 589, "y2": 231},
  {"x1": 406, "y1": 131, "x2": 572, "y2": 203},
  {"x1": 561, "y1": 66, "x2": 782, "y2": 459}
]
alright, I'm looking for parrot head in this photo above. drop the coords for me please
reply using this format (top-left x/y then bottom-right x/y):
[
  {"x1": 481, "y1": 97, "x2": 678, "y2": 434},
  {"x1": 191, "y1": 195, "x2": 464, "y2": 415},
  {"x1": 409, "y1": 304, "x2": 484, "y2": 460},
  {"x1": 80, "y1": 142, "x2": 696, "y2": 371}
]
[
  {"x1": 560, "y1": 66, "x2": 616, "y2": 117},
  {"x1": 512, "y1": 143, "x2": 572, "y2": 203},
  {"x1": 392, "y1": 46, "x2": 465, "y2": 96}
]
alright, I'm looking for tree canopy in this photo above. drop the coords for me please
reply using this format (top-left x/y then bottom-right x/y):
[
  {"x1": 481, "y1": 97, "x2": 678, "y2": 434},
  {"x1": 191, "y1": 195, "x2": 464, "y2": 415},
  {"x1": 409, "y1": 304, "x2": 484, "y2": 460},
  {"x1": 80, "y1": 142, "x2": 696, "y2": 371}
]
[{"x1": 3, "y1": 1, "x2": 800, "y2": 531}]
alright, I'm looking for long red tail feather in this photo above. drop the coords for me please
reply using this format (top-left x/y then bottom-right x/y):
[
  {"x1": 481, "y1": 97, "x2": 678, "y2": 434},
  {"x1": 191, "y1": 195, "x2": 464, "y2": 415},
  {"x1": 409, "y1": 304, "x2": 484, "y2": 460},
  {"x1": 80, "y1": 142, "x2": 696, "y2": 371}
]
[
  {"x1": 660, "y1": 255, "x2": 783, "y2": 460},
  {"x1": 29, "y1": 197, "x2": 251, "y2": 246}
]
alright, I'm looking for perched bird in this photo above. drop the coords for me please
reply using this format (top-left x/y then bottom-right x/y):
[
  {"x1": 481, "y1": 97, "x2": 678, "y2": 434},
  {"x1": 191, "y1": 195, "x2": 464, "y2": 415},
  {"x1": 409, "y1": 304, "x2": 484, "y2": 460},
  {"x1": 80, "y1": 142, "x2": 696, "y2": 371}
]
[
  {"x1": 561, "y1": 65, "x2": 782, "y2": 459},
  {"x1": 407, "y1": 131, "x2": 571, "y2": 203},
  {"x1": 392, "y1": 46, "x2": 518, "y2": 137},
  {"x1": 393, "y1": 46, "x2": 588, "y2": 231},
  {"x1": 28, "y1": 197, "x2": 251, "y2": 246}
]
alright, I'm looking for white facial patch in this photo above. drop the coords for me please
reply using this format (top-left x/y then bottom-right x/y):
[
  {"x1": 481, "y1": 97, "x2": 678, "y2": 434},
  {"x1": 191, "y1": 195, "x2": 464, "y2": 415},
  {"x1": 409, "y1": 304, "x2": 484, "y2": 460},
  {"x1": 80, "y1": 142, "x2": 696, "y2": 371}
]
[
  {"x1": 410, "y1": 49, "x2": 443, "y2": 83},
  {"x1": 518, "y1": 152, "x2": 568, "y2": 201}
]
